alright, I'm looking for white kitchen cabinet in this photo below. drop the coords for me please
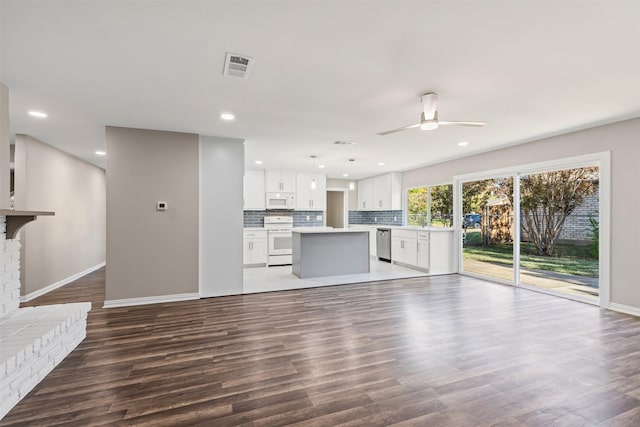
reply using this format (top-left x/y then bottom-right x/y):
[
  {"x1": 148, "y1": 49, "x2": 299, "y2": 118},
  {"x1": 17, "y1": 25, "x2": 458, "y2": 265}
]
[
  {"x1": 357, "y1": 177, "x2": 373, "y2": 210},
  {"x1": 357, "y1": 172, "x2": 401, "y2": 211},
  {"x1": 266, "y1": 170, "x2": 296, "y2": 193},
  {"x1": 243, "y1": 170, "x2": 266, "y2": 210},
  {"x1": 296, "y1": 173, "x2": 326, "y2": 210},
  {"x1": 416, "y1": 231, "x2": 430, "y2": 270},
  {"x1": 392, "y1": 229, "x2": 417, "y2": 266},
  {"x1": 372, "y1": 172, "x2": 402, "y2": 210},
  {"x1": 243, "y1": 230, "x2": 267, "y2": 267}
]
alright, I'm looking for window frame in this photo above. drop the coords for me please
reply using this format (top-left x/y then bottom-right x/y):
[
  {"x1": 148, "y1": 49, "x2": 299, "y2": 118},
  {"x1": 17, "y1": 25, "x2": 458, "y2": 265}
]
[{"x1": 405, "y1": 182, "x2": 454, "y2": 228}]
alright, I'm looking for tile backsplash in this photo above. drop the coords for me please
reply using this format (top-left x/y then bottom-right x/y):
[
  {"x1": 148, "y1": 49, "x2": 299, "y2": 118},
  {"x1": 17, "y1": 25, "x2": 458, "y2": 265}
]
[
  {"x1": 244, "y1": 210, "x2": 325, "y2": 227},
  {"x1": 348, "y1": 210, "x2": 404, "y2": 226}
]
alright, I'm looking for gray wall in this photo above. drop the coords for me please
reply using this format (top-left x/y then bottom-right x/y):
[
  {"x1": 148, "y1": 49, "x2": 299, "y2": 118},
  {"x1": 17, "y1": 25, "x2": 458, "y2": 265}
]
[
  {"x1": 402, "y1": 117, "x2": 640, "y2": 309},
  {"x1": 199, "y1": 135, "x2": 244, "y2": 297},
  {"x1": 0, "y1": 83, "x2": 9, "y2": 208},
  {"x1": 105, "y1": 126, "x2": 199, "y2": 301},
  {"x1": 13, "y1": 134, "x2": 106, "y2": 295}
]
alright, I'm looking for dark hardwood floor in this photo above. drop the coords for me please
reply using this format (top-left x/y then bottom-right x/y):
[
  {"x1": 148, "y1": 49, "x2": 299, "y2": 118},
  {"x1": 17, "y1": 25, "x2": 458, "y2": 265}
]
[{"x1": 3, "y1": 268, "x2": 640, "y2": 426}]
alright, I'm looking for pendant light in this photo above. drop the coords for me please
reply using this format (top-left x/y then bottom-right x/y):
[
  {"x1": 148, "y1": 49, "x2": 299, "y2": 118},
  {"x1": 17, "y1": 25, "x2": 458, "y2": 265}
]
[
  {"x1": 348, "y1": 158, "x2": 355, "y2": 190},
  {"x1": 310, "y1": 155, "x2": 317, "y2": 190}
]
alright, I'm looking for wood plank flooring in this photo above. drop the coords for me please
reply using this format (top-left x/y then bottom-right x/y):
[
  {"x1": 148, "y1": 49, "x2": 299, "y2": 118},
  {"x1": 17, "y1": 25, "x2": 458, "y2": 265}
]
[{"x1": 3, "y1": 268, "x2": 640, "y2": 426}]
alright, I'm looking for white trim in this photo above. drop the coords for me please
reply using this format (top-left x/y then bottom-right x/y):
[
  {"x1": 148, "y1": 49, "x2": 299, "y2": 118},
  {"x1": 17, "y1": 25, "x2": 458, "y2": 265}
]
[
  {"x1": 20, "y1": 262, "x2": 105, "y2": 302},
  {"x1": 597, "y1": 151, "x2": 611, "y2": 308},
  {"x1": 512, "y1": 174, "x2": 521, "y2": 285},
  {"x1": 103, "y1": 292, "x2": 200, "y2": 308},
  {"x1": 454, "y1": 152, "x2": 607, "y2": 183},
  {"x1": 609, "y1": 303, "x2": 640, "y2": 317}
]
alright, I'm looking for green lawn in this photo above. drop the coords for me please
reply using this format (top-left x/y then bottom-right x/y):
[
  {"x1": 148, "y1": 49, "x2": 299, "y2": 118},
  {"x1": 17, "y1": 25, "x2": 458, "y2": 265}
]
[{"x1": 463, "y1": 230, "x2": 598, "y2": 278}]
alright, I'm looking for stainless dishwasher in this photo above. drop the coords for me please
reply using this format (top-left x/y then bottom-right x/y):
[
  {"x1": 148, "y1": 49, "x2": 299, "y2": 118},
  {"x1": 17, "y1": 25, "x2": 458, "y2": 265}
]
[{"x1": 376, "y1": 228, "x2": 391, "y2": 262}]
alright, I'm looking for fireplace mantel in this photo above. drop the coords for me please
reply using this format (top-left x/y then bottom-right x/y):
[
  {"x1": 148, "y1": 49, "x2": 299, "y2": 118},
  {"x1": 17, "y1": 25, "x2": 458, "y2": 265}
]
[{"x1": 0, "y1": 209, "x2": 55, "y2": 239}]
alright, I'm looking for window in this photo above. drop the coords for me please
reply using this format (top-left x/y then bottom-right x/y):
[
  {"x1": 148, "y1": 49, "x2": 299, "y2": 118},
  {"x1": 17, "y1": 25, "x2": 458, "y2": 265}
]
[{"x1": 407, "y1": 184, "x2": 453, "y2": 227}]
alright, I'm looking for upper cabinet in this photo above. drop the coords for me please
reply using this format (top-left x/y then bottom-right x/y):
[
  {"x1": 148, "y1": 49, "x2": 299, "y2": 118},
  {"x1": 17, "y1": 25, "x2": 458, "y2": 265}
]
[
  {"x1": 244, "y1": 170, "x2": 266, "y2": 210},
  {"x1": 266, "y1": 170, "x2": 296, "y2": 193},
  {"x1": 358, "y1": 172, "x2": 401, "y2": 211},
  {"x1": 357, "y1": 177, "x2": 374, "y2": 210},
  {"x1": 296, "y1": 173, "x2": 326, "y2": 211}
]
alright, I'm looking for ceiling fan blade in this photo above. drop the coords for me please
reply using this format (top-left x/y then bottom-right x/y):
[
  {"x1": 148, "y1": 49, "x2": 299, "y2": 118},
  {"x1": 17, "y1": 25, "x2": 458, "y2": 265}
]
[
  {"x1": 421, "y1": 92, "x2": 438, "y2": 120},
  {"x1": 377, "y1": 123, "x2": 420, "y2": 136},
  {"x1": 438, "y1": 121, "x2": 488, "y2": 127}
]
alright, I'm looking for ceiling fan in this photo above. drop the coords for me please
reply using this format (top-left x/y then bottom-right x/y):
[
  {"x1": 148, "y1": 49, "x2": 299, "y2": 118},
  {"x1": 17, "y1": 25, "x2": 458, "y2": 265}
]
[{"x1": 377, "y1": 92, "x2": 488, "y2": 136}]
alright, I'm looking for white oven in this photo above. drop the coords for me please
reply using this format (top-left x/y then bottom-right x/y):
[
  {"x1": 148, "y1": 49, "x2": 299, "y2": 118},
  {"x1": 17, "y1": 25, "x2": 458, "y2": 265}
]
[{"x1": 264, "y1": 216, "x2": 294, "y2": 266}]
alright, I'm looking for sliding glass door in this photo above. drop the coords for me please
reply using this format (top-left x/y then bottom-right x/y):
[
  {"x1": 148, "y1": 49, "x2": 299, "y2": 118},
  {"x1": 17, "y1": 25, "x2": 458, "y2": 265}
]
[
  {"x1": 518, "y1": 167, "x2": 600, "y2": 301},
  {"x1": 461, "y1": 177, "x2": 514, "y2": 283},
  {"x1": 456, "y1": 153, "x2": 608, "y2": 306}
]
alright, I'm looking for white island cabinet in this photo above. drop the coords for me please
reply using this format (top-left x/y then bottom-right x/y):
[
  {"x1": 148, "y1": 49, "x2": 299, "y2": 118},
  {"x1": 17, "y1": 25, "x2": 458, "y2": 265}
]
[{"x1": 292, "y1": 229, "x2": 369, "y2": 278}]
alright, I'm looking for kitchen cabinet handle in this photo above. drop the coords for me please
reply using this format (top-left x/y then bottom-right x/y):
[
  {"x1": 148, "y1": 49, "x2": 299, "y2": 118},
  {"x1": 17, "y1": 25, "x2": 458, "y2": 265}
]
[{"x1": 379, "y1": 200, "x2": 382, "y2": 207}]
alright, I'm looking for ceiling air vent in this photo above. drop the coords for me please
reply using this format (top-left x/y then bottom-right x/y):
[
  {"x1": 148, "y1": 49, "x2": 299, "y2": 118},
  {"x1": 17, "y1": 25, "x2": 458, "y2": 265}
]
[
  {"x1": 334, "y1": 140, "x2": 356, "y2": 145},
  {"x1": 223, "y1": 52, "x2": 253, "y2": 78}
]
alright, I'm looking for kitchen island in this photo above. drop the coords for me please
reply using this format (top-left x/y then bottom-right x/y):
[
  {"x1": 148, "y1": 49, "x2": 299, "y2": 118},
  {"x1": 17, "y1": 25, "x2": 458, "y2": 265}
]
[{"x1": 292, "y1": 229, "x2": 370, "y2": 278}]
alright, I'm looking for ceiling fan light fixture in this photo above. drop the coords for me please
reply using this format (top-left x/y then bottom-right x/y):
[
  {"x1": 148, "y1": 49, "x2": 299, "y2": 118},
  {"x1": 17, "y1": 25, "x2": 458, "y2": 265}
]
[{"x1": 420, "y1": 120, "x2": 438, "y2": 131}]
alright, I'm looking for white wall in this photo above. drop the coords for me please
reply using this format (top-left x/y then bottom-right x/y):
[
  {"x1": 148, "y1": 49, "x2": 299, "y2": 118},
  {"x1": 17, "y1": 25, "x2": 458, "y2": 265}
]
[
  {"x1": 13, "y1": 134, "x2": 106, "y2": 296},
  {"x1": 199, "y1": 135, "x2": 244, "y2": 297},
  {"x1": 402, "y1": 117, "x2": 640, "y2": 309}
]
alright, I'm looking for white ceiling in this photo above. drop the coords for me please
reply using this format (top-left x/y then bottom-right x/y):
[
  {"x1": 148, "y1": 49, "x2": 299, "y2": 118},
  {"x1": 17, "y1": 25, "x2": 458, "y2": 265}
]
[{"x1": 2, "y1": 1, "x2": 639, "y2": 180}]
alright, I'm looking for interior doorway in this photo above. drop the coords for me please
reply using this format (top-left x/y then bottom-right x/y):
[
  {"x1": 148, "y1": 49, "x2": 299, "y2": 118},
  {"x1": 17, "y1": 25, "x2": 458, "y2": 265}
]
[{"x1": 326, "y1": 188, "x2": 348, "y2": 228}]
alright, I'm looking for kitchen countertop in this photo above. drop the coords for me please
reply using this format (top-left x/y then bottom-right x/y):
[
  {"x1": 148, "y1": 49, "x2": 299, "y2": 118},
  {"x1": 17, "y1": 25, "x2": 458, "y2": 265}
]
[
  {"x1": 349, "y1": 224, "x2": 454, "y2": 232},
  {"x1": 293, "y1": 228, "x2": 367, "y2": 234}
]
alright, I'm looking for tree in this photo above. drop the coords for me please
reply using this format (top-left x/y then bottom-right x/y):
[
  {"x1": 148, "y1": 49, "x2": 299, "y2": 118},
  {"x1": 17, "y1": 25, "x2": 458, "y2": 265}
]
[
  {"x1": 430, "y1": 184, "x2": 453, "y2": 226},
  {"x1": 407, "y1": 187, "x2": 427, "y2": 225},
  {"x1": 520, "y1": 167, "x2": 597, "y2": 256},
  {"x1": 462, "y1": 179, "x2": 495, "y2": 215}
]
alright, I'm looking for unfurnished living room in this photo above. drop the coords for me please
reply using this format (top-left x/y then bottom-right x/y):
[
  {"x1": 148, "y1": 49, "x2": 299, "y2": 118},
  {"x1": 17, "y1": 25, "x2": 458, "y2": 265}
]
[{"x1": 1, "y1": 1, "x2": 640, "y2": 426}]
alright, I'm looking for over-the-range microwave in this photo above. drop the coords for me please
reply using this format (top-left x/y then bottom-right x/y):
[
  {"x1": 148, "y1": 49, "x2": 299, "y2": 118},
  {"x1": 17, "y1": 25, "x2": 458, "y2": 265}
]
[{"x1": 266, "y1": 192, "x2": 296, "y2": 210}]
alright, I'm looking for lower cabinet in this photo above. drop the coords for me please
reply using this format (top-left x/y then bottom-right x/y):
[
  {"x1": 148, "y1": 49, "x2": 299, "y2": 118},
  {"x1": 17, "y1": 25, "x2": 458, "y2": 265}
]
[
  {"x1": 392, "y1": 229, "x2": 428, "y2": 272},
  {"x1": 243, "y1": 230, "x2": 267, "y2": 267},
  {"x1": 392, "y1": 229, "x2": 418, "y2": 267},
  {"x1": 417, "y1": 231, "x2": 430, "y2": 270}
]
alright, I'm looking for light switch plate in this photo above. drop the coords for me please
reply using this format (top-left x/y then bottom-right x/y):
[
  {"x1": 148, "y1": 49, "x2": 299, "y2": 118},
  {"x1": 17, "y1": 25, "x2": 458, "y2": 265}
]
[
  {"x1": 156, "y1": 201, "x2": 168, "y2": 211},
  {"x1": 316, "y1": 215, "x2": 323, "y2": 221}
]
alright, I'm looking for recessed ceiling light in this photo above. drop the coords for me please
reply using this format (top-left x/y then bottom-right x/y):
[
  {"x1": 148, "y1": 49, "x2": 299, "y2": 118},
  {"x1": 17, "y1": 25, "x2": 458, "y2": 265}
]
[
  {"x1": 95, "y1": 151, "x2": 106, "y2": 156},
  {"x1": 378, "y1": 162, "x2": 385, "y2": 166},
  {"x1": 255, "y1": 160, "x2": 263, "y2": 165},
  {"x1": 220, "y1": 113, "x2": 235, "y2": 121},
  {"x1": 342, "y1": 173, "x2": 349, "y2": 177},
  {"x1": 28, "y1": 111, "x2": 47, "y2": 118},
  {"x1": 458, "y1": 141, "x2": 469, "y2": 146},
  {"x1": 318, "y1": 164, "x2": 325, "y2": 169}
]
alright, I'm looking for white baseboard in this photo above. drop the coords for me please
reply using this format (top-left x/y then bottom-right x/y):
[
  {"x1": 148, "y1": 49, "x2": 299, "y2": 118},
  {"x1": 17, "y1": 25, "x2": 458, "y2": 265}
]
[
  {"x1": 103, "y1": 293, "x2": 200, "y2": 308},
  {"x1": 20, "y1": 262, "x2": 106, "y2": 302},
  {"x1": 608, "y1": 303, "x2": 640, "y2": 317}
]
